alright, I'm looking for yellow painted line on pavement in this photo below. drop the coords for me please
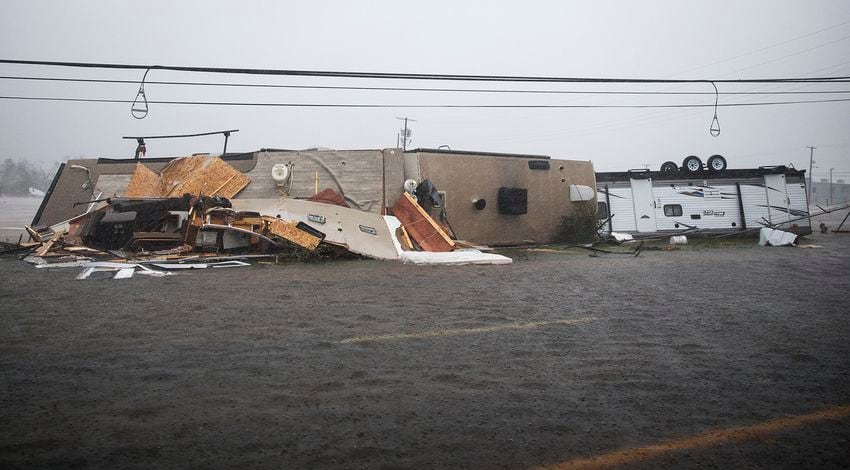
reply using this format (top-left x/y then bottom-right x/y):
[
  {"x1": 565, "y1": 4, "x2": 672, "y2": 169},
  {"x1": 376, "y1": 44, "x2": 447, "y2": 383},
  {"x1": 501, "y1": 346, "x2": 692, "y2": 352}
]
[
  {"x1": 536, "y1": 404, "x2": 850, "y2": 470},
  {"x1": 338, "y1": 316, "x2": 596, "y2": 344}
]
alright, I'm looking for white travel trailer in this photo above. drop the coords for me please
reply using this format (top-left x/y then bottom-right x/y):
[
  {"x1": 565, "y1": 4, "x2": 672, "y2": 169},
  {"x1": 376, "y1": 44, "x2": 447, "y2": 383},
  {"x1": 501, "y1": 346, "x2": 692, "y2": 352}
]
[{"x1": 596, "y1": 165, "x2": 811, "y2": 236}]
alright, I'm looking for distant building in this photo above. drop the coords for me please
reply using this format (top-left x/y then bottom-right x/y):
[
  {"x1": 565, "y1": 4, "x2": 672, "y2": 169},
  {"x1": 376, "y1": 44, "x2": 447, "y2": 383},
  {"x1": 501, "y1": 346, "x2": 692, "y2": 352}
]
[{"x1": 810, "y1": 180, "x2": 850, "y2": 206}]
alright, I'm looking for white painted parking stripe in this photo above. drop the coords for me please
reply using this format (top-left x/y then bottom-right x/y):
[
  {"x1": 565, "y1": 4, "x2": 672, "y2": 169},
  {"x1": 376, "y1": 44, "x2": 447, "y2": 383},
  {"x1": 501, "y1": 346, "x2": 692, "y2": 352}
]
[
  {"x1": 338, "y1": 316, "x2": 597, "y2": 344},
  {"x1": 536, "y1": 404, "x2": 850, "y2": 470}
]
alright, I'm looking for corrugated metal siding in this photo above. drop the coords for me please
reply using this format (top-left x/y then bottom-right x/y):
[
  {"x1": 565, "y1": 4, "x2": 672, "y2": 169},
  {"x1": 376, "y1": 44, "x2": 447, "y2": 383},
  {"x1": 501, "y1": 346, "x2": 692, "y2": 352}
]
[
  {"x1": 764, "y1": 174, "x2": 790, "y2": 225},
  {"x1": 740, "y1": 183, "x2": 771, "y2": 227},
  {"x1": 599, "y1": 184, "x2": 636, "y2": 232},
  {"x1": 785, "y1": 180, "x2": 810, "y2": 229}
]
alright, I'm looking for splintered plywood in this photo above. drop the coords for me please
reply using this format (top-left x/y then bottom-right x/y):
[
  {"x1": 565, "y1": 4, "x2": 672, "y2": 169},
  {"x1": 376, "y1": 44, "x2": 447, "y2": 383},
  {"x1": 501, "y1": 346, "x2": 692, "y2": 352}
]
[
  {"x1": 392, "y1": 192, "x2": 455, "y2": 252},
  {"x1": 263, "y1": 217, "x2": 322, "y2": 250},
  {"x1": 125, "y1": 164, "x2": 164, "y2": 197},
  {"x1": 161, "y1": 156, "x2": 250, "y2": 198},
  {"x1": 125, "y1": 156, "x2": 250, "y2": 199}
]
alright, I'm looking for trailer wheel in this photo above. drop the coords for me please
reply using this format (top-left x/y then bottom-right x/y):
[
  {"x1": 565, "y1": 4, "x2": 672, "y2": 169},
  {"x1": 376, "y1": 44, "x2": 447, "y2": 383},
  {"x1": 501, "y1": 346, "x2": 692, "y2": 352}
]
[
  {"x1": 682, "y1": 155, "x2": 702, "y2": 173},
  {"x1": 660, "y1": 161, "x2": 679, "y2": 173},
  {"x1": 707, "y1": 154, "x2": 727, "y2": 172}
]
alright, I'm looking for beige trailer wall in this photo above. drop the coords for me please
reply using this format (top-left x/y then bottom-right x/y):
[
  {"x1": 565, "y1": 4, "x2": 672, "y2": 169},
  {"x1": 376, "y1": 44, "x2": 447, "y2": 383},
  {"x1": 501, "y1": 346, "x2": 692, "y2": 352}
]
[
  {"x1": 413, "y1": 151, "x2": 596, "y2": 245},
  {"x1": 238, "y1": 149, "x2": 394, "y2": 213}
]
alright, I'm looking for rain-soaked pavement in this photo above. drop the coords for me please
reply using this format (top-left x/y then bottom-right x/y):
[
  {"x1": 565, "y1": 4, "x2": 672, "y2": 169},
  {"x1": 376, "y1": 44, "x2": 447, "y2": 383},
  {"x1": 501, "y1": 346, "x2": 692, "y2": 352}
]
[{"x1": 1, "y1": 227, "x2": 848, "y2": 469}]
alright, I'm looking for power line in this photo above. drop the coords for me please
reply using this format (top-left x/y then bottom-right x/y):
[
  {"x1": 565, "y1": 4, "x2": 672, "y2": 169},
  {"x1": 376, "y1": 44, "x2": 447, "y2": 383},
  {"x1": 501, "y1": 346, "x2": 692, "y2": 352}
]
[
  {"x1": 1, "y1": 59, "x2": 850, "y2": 83},
  {"x1": 717, "y1": 34, "x2": 850, "y2": 78},
  {"x1": 2, "y1": 95, "x2": 849, "y2": 108},
  {"x1": 670, "y1": 18, "x2": 850, "y2": 77},
  {"x1": 2, "y1": 75, "x2": 850, "y2": 95}
]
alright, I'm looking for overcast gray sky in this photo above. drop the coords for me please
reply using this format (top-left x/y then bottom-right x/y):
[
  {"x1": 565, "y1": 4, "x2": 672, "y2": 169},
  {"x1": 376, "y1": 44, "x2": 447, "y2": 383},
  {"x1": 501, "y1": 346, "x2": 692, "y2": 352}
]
[{"x1": 1, "y1": 1, "x2": 848, "y2": 180}]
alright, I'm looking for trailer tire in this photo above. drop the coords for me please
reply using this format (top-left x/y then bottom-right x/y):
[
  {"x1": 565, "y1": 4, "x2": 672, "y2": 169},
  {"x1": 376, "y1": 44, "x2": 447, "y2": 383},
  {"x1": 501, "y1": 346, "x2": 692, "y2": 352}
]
[
  {"x1": 660, "y1": 161, "x2": 679, "y2": 173},
  {"x1": 682, "y1": 155, "x2": 702, "y2": 173},
  {"x1": 707, "y1": 154, "x2": 727, "y2": 172}
]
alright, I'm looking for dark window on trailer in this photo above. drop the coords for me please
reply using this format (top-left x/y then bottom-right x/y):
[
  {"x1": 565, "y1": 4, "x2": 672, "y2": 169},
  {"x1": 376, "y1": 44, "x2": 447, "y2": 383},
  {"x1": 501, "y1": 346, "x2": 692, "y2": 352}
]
[
  {"x1": 663, "y1": 204, "x2": 683, "y2": 217},
  {"x1": 597, "y1": 202, "x2": 609, "y2": 220},
  {"x1": 497, "y1": 187, "x2": 528, "y2": 215}
]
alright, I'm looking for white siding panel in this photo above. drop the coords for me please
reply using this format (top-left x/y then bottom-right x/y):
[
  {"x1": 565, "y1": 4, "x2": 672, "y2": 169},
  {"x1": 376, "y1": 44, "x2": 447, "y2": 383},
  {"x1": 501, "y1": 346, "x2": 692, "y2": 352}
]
[
  {"x1": 740, "y1": 183, "x2": 771, "y2": 228},
  {"x1": 603, "y1": 186, "x2": 636, "y2": 232},
  {"x1": 784, "y1": 180, "x2": 811, "y2": 230},
  {"x1": 653, "y1": 183, "x2": 742, "y2": 231}
]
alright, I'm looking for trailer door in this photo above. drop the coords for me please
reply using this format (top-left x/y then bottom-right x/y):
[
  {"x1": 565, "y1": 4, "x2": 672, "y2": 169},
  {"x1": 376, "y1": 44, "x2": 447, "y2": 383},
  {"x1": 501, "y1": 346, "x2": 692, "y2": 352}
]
[
  {"x1": 764, "y1": 174, "x2": 789, "y2": 224},
  {"x1": 630, "y1": 178, "x2": 657, "y2": 232}
]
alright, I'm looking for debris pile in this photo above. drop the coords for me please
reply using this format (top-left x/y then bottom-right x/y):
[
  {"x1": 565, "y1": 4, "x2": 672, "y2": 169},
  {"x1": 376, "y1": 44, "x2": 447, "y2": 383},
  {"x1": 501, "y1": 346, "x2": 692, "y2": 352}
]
[{"x1": 13, "y1": 155, "x2": 511, "y2": 278}]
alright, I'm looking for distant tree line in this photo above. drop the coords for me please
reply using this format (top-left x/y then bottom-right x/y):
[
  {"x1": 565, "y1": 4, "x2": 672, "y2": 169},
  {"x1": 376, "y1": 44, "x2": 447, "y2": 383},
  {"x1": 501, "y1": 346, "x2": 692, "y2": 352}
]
[{"x1": 0, "y1": 159, "x2": 53, "y2": 196}]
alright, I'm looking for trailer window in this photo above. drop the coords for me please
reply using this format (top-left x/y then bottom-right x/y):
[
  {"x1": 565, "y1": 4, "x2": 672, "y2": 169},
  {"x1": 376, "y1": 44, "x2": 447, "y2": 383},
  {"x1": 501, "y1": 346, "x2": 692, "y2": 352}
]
[
  {"x1": 597, "y1": 202, "x2": 609, "y2": 220},
  {"x1": 663, "y1": 204, "x2": 683, "y2": 217}
]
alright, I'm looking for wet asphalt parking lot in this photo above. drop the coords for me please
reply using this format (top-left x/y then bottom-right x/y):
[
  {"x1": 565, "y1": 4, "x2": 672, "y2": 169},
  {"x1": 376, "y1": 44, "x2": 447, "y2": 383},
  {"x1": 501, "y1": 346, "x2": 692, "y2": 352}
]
[{"x1": 1, "y1": 229, "x2": 849, "y2": 469}]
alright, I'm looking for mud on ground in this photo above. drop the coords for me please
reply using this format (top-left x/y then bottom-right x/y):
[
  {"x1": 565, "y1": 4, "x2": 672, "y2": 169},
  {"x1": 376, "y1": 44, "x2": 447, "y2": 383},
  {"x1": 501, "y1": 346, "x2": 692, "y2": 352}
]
[{"x1": 1, "y1": 232, "x2": 849, "y2": 469}]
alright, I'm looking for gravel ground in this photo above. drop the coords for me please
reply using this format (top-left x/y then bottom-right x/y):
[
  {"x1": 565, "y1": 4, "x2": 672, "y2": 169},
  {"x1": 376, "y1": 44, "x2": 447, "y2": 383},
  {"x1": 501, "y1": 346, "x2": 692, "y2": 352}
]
[{"x1": 1, "y1": 231, "x2": 849, "y2": 469}]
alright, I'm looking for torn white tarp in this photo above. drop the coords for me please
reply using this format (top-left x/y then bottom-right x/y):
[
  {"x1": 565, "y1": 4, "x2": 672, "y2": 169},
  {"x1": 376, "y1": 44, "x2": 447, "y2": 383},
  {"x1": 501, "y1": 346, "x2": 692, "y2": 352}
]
[
  {"x1": 610, "y1": 232, "x2": 634, "y2": 242},
  {"x1": 384, "y1": 216, "x2": 512, "y2": 265},
  {"x1": 113, "y1": 268, "x2": 136, "y2": 279},
  {"x1": 398, "y1": 249, "x2": 513, "y2": 265},
  {"x1": 759, "y1": 227, "x2": 798, "y2": 247}
]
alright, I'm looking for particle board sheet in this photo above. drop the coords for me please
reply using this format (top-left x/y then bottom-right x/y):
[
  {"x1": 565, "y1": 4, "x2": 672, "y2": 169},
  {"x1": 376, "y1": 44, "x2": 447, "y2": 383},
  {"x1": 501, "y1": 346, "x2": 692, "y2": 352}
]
[
  {"x1": 124, "y1": 164, "x2": 164, "y2": 197},
  {"x1": 392, "y1": 192, "x2": 455, "y2": 252},
  {"x1": 124, "y1": 156, "x2": 250, "y2": 199},
  {"x1": 263, "y1": 217, "x2": 322, "y2": 250}
]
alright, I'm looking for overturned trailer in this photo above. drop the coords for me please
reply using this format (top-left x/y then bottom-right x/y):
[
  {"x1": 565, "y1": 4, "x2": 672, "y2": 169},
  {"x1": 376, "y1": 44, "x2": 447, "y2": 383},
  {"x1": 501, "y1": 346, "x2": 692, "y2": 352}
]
[
  {"x1": 596, "y1": 165, "x2": 811, "y2": 237},
  {"x1": 32, "y1": 147, "x2": 596, "y2": 249}
]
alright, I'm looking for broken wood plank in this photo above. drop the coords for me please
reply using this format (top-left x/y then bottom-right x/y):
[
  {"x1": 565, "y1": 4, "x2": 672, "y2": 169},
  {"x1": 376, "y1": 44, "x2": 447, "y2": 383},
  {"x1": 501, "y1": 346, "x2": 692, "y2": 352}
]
[
  {"x1": 392, "y1": 193, "x2": 455, "y2": 252},
  {"x1": 232, "y1": 217, "x2": 266, "y2": 226},
  {"x1": 398, "y1": 225, "x2": 414, "y2": 251},
  {"x1": 34, "y1": 231, "x2": 63, "y2": 257},
  {"x1": 24, "y1": 225, "x2": 41, "y2": 242}
]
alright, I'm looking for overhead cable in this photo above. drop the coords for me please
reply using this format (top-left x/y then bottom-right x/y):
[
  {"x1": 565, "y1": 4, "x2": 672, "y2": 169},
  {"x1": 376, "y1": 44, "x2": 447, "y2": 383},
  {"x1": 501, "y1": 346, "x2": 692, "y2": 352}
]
[
  {"x1": 1, "y1": 59, "x2": 849, "y2": 83},
  {"x1": 2, "y1": 75, "x2": 850, "y2": 95},
  {"x1": 2, "y1": 95, "x2": 849, "y2": 108}
]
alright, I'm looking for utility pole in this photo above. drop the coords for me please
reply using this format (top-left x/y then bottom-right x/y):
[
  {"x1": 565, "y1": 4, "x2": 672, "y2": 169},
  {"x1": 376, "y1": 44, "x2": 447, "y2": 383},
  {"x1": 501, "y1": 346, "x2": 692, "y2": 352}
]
[
  {"x1": 396, "y1": 117, "x2": 416, "y2": 151},
  {"x1": 806, "y1": 146, "x2": 816, "y2": 204},
  {"x1": 830, "y1": 167, "x2": 835, "y2": 206}
]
